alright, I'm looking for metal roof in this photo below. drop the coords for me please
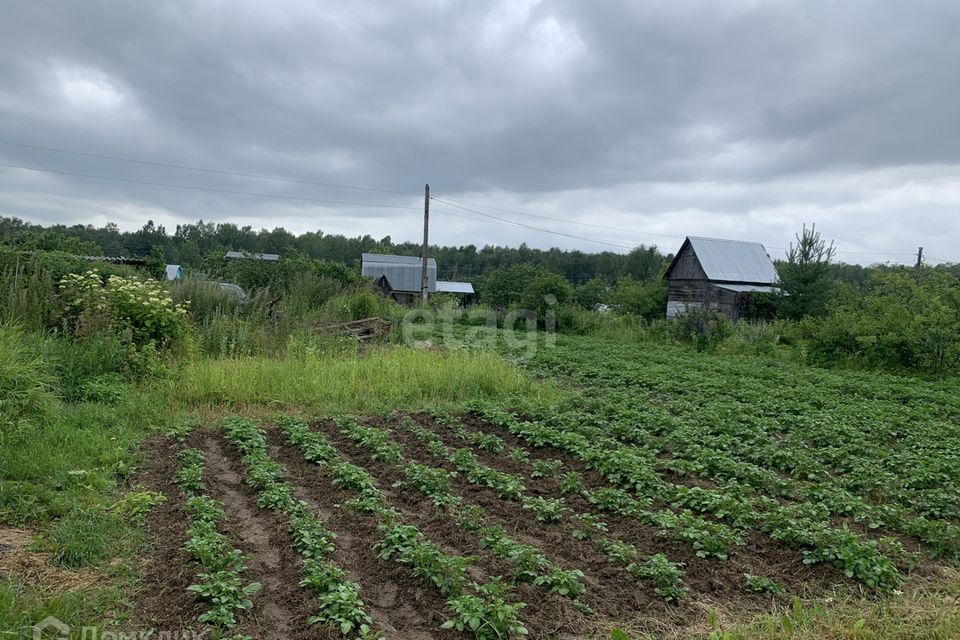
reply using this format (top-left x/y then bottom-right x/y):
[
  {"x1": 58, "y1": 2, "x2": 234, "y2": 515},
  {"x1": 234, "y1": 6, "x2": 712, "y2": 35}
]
[
  {"x1": 436, "y1": 281, "x2": 475, "y2": 294},
  {"x1": 686, "y1": 236, "x2": 778, "y2": 284},
  {"x1": 224, "y1": 251, "x2": 280, "y2": 261},
  {"x1": 361, "y1": 253, "x2": 436, "y2": 293},
  {"x1": 361, "y1": 253, "x2": 435, "y2": 266},
  {"x1": 712, "y1": 283, "x2": 780, "y2": 293}
]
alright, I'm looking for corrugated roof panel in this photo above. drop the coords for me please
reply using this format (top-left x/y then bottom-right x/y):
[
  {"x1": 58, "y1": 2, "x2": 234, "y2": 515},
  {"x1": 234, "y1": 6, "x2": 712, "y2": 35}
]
[
  {"x1": 687, "y1": 236, "x2": 778, "y2": 284},
  {"x1": 436, "y1": 281, "x2": 475, "y2": 294},
  {"x1": 362, "y1": 253, "x2": 436, "y2": 293},
  {"x1": 712, "y1": 283, "x2": 781, "y2": 293},
  {"x1": 361, "y1": 253, "x2": 435, "y2": 266}
]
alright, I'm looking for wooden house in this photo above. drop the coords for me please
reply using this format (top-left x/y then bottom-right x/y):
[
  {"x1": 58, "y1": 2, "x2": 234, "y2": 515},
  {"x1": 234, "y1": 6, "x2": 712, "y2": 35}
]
[{"x1": 663, "y1": 236, "x2": 780, "y2": 321}]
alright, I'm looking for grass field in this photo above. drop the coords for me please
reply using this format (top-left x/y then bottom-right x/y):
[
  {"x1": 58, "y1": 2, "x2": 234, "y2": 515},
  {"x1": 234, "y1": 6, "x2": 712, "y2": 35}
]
[{"x1": 3, "y1": 328, "x2": 960, "y2": 639}]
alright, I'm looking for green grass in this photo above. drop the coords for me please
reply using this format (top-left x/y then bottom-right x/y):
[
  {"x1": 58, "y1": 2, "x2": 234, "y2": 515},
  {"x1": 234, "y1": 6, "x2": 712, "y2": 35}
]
[
  {"x1": 0, "y1": 577, "x2": 133, "y2": 639},
  {"x1": 0, "y1": 389, "x2": 171, "y2": 525},
  {"x1": 699, "y1": 573, "x2": 960, "y2": 639},
  {"x1": 174, "y1": 346, "x2": 561, "y2": 414}
]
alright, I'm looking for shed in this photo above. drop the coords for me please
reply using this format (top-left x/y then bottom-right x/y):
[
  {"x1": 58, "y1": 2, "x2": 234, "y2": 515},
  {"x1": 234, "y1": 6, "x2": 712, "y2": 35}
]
[
  {"x1": 362, "y1": 253, "x2": 437, "y2": 304},
  {"x1": 165, "y1": 264, "x2": 184, "y2": 280},
  {"x1": 663, "y1": 236, "x2": 780, "y2": 321}
]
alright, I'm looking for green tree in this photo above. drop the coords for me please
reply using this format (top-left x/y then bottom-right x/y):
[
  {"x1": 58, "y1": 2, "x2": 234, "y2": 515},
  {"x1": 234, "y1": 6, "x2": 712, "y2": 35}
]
[
  {"x1": 146, "y1": 245, "x2": 167, "y2": 280},
  {"x1": 612, "y1": 276, "x2": 667, "y2": 320},
  {"x1": 573, "y1": 277, "x2": 609, "y2": 308},
  {"x1": 809, "y1": 268, "x2": 960, "y2": 372},
  {"x1": 777, "y1": 224, "x2": 836, "y2": 319}
]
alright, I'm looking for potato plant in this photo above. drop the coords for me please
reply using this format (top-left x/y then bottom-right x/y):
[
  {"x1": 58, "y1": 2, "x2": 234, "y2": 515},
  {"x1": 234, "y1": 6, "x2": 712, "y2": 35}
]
[{"x1": 176, "y1": 447, "x2": 261, "y2": 629}]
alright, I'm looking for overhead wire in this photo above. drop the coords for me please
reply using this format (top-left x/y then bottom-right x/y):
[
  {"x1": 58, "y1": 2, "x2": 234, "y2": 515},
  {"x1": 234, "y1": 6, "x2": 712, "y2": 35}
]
[
  {"x1": 0, "y1": 139, "x2": 420, "y2": 197},
  {"x1": 430, "y1": 196, "x2": 635, "y2": 249},
  {"x1": 0, "y1": 162, "x2": 422, "y2": 210},
  {"x1": 433, "y1": 193, "x2": 684, "y2": 240}
]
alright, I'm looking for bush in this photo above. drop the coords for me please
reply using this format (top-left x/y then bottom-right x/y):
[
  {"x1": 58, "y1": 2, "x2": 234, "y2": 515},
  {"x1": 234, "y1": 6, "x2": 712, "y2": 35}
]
[
  {"x1": 807, "y1": 269, "x2": 960, "y2": 372},
  {"x1": 60, "y1": 271, "x2": 189, "y2": 349},
  {"x1": 669, "y1": 307, "x2": 732, "y2": 351},
  {"x1": 612, "y1": 277, "x2": 667, "y2": 320}
]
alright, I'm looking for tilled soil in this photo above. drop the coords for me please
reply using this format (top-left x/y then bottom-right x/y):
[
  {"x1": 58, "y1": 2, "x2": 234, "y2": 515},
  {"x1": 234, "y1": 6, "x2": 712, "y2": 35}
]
[
  {"x1": 404, "y1": 414, "x2": 856, "y2": 598},
  {"x1": 128, "y1": 411, "x2": 894, "y2": 640},
  {"x1": 305, "y1": 420, "x2": 590, "y2": 638},
  {"x1": 261, "y1": 427, "x2": 461, "y2": 639}
]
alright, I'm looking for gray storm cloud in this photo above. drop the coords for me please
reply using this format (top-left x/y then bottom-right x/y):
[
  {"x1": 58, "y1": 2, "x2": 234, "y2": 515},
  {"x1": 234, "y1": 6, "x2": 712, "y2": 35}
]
[{"x1": 0, "y1": 0, "x2": 958, "y2": 264}]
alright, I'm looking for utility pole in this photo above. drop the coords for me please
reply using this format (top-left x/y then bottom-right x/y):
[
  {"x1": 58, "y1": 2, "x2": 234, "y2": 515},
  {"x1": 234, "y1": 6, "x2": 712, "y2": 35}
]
[
  {"x1": 420, "y1": 183, "x2": 430, "y2": 304},
  {"x1": 916, "y1": 246, "x2": 924, "y2": 269}
]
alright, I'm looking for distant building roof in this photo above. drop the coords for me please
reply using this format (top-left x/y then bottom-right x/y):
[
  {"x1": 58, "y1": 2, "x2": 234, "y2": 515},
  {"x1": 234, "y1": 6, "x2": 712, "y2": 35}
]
[
  {"x1": 436, "y1": 281, "x2": 475, "y2": 294},
  {"x1": 361, "y1": 253, "x2": 435, "y2": 267},
  {"x1": 224, "y1": 251, "x2": 280, "y2": 261},
  {"x1": 165, "y1": 264, "x2": 183, "y2": 280},
  {"x1": 669, "y1": 236, "x2": 778, "y2": 284},
  {"x1": 361, "y1": 253, "x2": 436, "y2": 293}
]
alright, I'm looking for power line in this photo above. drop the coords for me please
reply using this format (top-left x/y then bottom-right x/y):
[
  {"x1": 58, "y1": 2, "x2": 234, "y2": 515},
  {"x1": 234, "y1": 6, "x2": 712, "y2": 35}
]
[
  {"x1": 431, "y1": 197, "x2": 634, "y2": 249},
  {"x1": 432, "y1": 193, "x2": 684, "y2": 241},
  {"x1": 0, "y1": 139, "x2": 420, "y2": 197},
  {"x1": 0, "y1": 162, "x2": 422, "y2": 210}
]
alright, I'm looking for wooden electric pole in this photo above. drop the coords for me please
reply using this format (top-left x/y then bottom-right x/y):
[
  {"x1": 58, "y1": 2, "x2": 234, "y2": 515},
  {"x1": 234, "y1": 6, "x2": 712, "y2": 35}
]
[
  {"x1": 420, "y1": 184, "x2": 430, "y2": 304},
  {"x1": 916, "y1": 246, "x2": 924, "y2": 269}
]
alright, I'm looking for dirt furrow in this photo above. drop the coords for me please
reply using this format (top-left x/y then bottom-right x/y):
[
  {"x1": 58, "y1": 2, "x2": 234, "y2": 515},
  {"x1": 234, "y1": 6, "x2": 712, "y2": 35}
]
[
  {"x1": 300, "y1": 421, "x2": 590, "y2": 637},
  {"x1": 198, "y1": 431, "x2": 331, "y2": 640},
  {"x1": 258, "y1": 426, "x2": 460, "y2": 640},
  {"x1": 131, "y1": 436, "x2": 207, "y2": 635}
]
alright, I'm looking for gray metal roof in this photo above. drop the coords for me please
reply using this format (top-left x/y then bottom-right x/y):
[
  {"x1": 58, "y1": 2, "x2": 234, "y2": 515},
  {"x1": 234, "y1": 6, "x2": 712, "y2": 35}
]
[
  {"x1": 686, "y1": 236, "x2": 778, "y2": 284},
  {"x1": 224, "y1": 251, "x2": 280, "y2": 261},
  {"x1": 712, "y1": 283, "x2": 780, "y2": 293},
  {"x1": 362, "y1": 253, "x2": 436, "y2": 293},
  {"x1": 436, "y1": 281, "x2": 475, "y2": 294}
]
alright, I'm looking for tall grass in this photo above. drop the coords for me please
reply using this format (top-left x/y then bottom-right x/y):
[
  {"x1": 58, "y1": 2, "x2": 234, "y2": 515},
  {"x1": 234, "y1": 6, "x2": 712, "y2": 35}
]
[
  {"x1": 174, "y1": 345, "x2": 559, "y2": 413},
  {"x1": 0, "y1": 324, "x2": 55, "y2": 440}
]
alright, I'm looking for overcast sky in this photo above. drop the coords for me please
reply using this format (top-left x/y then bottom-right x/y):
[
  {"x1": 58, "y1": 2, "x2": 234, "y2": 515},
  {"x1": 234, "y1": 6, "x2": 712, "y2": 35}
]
[{"x1": 1, "y1": 1, "x2": 958, "y2": 264}]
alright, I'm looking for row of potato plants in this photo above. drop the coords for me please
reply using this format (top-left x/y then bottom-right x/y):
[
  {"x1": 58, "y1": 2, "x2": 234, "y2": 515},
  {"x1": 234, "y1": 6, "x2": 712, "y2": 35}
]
[
  {"x1": 504, "y1": 401, "x2": 919, "y2": 566},
  {"x1": 554, "y1": 389, "x2": 960, "y2": 561},
  {"x1": 469, "y1": 403, "x2": 904, "y2": 591},
  {"x1": 278, "y1": 416, "x2": 530, "y2": 639},
  {"x1": 219, "y1": 416, "x2": 377, "y2": 637},
  {"x1": 395, "y1": 415, "x2": 692, "y2": 602},
  {"x1": 174, "y1": 447, "x2": 262, "y2": 629},
  {"x1": 432, "y1": 410, "x2": 742, "y2": 563},
  {"x1": 525, "y1": 337, "x2": 960, "y2": 540},
  {"x1": 430, "y1": 410, "x2": 793, "y2": 600},
  {"x1": 334, "y1": 415, "x2": 592, "y2": 606}
]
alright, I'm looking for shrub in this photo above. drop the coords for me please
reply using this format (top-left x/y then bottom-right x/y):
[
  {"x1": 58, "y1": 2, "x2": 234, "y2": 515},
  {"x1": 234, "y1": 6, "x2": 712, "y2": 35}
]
[
  {"x1": 669, "y1": 306, "x2": 732, "y2": 351},
  {"x1": 60, "y1": 270, "x2": 189, "y2": 349},
  {"x1": 807, "y1": 269, "x2": 960, "y2": 372}
]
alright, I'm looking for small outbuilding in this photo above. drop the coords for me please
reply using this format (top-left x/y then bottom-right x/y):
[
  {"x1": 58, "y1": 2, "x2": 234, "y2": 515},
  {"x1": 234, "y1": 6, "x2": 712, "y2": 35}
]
[
  {"x1": 663, "y1": 236, "x2": 780, "y2": 322},
  {"x1": 165, "y1": 264, "x2": 184, "y2": 280},
  {"x1": 361, "y1": 253, "x2": 474, "y2": 305}
]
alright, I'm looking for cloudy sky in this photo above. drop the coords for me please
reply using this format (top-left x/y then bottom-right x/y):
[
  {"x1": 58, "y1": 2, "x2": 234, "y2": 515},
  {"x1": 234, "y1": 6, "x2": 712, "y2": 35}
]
[{"x1": 1, "y1": 1, "x2": 958, "y2": 264}]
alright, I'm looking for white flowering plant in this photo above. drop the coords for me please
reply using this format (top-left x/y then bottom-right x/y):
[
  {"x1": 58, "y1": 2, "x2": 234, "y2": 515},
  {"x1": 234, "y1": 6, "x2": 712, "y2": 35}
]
[{"x1": 60, "y1": 270, "x2": 189, "y2": 348}]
